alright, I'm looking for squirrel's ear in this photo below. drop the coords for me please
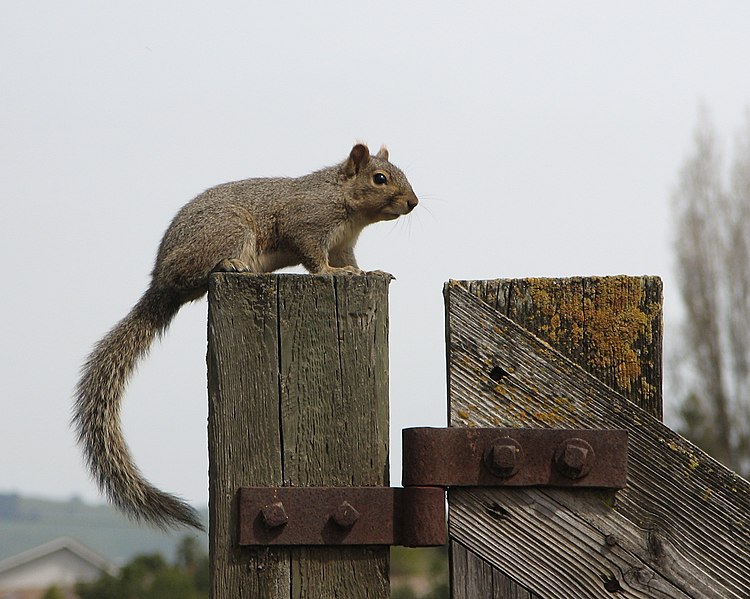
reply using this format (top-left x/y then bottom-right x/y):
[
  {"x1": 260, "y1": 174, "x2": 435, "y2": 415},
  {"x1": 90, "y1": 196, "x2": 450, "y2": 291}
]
[
  {"x1": 376, "y1": 145, "x2": 389, "y2": 161},
  {"x1": 344, "y1": 144, "x2": 370, "y2": 176}
]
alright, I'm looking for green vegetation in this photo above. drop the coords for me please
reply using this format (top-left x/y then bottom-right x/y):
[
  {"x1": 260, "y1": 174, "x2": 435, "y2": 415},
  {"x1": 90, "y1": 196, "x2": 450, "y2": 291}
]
[
  {"x1": 75, "y1": 537, "x2": 209, "y2": 599},
  {"x1": 41, "y1": 586, "x2": 68, "y2": 599},
  {"x1": 391, "y1": 546, "x2": 449, "y2": 599}
]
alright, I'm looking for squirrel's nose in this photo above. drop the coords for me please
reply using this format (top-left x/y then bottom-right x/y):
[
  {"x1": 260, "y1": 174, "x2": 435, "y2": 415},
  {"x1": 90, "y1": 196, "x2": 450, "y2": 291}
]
[{"x1": 406, "y1": 197, "x2": 418, "y2": 212}]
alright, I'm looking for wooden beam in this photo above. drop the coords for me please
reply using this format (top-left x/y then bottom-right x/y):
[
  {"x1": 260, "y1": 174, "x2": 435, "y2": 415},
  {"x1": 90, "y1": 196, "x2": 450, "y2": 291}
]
[
  {"x1": 455, "y1": 276, "x2": 663, "y2": 418},
  {"x1": 450, "y1": 541, "x2": 539, "y2": 599},
  {"x1": 208, "y1": 273, "x2": 390, "y2": 598},
  {"x1": 446, "y1": 278, "x2": 750, "y2": 598}
]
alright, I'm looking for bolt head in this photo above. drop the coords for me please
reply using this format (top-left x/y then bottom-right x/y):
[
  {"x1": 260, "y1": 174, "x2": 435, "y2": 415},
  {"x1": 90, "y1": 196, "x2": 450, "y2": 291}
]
[
  {"x1": 331, "y1": 501, "x2": 360, "y2": 528},
  {"x1": 493, "y1": 445, "x2": 519, "y2": 470},
  {"x1": 564, "y1": 444, "x2": 589, "y2": 470},
  {"x1": 484, "y1": 437, "x2": 523, "y2": 478},
  {"x1": 554, "y1": 438, "x2": 595, "y2": 479},
  {"x1": 261, "y1": 501, "x2": 289, "y2": 528}
]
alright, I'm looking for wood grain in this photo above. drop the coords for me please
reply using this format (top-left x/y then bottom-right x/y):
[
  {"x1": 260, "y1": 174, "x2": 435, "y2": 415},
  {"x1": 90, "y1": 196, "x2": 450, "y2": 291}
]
[
  {"x1": 450, "y1": 541, "x2": 539, "y2": 599},
  {"x1": 208, "y1": 274, "x2": 288, "y2": 599},
  {"x1": 446, "y1": 278, "x2": 750, "y2": 598},
  {"x1": 456, "y1": 277, "x2": 663, "y2": 418},
  {"x1": 208, "y1": 273, "x2": 390, "y2": 599}
]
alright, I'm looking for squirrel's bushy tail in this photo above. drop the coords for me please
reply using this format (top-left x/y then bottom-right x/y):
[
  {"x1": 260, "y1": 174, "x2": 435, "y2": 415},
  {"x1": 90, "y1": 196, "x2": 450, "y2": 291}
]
[{"x1": 73, "y1": 286, "x2": 203, "y2": 530}]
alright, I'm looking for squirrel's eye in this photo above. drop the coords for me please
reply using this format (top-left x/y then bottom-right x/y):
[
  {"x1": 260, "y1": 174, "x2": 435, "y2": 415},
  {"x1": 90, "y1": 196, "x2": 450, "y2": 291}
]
[{"x1": 372, "y1": 173, "x2": 388, "y2": 185}]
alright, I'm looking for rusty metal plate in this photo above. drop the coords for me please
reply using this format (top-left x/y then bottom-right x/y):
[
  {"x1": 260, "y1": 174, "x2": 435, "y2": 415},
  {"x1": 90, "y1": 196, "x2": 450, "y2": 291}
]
[
  {"x1": 238, "y1": 486, "x2": 445, "y2": 547},
  {"x1": 402, "y1": 427, "x2": 628, "y2": 488}
]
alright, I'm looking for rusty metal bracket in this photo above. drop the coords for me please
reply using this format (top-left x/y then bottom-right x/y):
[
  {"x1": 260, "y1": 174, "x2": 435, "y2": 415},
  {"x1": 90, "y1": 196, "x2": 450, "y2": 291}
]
[
  {"x1": 402, "y1": 427, "x2": 628, "y2": 488},
  {"x1": 237, "y1": 427, "x2": 627, "y2": 547},
  {"x1": 238, "y1": 486, "x2": 446, "y2": 547}
]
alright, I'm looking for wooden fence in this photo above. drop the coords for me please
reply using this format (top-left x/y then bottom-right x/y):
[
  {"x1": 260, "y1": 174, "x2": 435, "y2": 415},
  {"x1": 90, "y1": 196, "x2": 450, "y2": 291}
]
[{"x1": 206, "y1": 273, "x2": 750, "y2": 598}]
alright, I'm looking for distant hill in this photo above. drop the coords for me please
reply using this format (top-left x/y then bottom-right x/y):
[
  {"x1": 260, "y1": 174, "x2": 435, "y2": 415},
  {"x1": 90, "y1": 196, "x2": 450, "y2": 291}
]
[{"x1": 0, "y1": 493, "x2": 207, "y2": 565}]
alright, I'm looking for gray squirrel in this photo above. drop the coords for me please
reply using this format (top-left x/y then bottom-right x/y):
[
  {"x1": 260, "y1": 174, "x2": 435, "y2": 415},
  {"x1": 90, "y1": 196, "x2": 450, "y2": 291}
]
[{"x1": 73, "y1": 143, "x2": 418, "y2": 529}]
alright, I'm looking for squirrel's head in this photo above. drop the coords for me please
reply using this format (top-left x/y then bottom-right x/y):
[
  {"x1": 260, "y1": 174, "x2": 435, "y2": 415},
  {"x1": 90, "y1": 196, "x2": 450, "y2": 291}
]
[{"x1": 341, "y1": 143, "x2": 418, "y2": 223}]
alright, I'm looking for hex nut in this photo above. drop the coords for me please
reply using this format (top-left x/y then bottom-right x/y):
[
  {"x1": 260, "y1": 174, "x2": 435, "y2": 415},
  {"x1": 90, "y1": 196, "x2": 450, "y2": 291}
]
[
  {"x1": 554, "y1": 438, "x2": 595, "y2": 479},
  {"x1": 484, "y1": 437, "x2": 523, "y2": 478},
  {"x1": 331, "y1": 501, "x2": 360, "y2": 529},
  {"x1": 261, "y1": 501, "x2": 289, "y2": 528}
]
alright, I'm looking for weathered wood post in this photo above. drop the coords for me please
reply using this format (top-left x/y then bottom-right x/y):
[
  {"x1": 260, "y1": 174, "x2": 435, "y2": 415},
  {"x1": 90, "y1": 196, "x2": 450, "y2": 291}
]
[
  {"x1": 454, "y1": 276, "x2": 663, "y2": 416},
  {"x1": 207, "y1": 273, "x2": 391, "y2": 598},
  {"x1": 447, "y1": 276, "x2": 662, "y2": 597},
  {"x1": 445, "y1": 276, "x2": 750, "y2": 597}
]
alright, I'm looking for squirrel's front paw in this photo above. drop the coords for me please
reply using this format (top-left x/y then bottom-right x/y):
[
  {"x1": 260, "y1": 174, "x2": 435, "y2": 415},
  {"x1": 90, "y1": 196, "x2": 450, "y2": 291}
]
[
  {"x1": 318, "y1": 265, "x2": 362, "y2": 276},
  {"x1": 213, "y1": 258, "x2": 250, "y2": 273}
]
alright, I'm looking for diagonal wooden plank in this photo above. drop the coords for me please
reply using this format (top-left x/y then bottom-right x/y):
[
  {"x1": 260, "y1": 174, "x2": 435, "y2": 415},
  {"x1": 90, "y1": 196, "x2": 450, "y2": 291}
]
[
  {"x1": 446, "y1": 281, "x2": 750, "y2": 598},
  {"x1": 450, "y1": 541, "x2": 540, "y2": 599}
]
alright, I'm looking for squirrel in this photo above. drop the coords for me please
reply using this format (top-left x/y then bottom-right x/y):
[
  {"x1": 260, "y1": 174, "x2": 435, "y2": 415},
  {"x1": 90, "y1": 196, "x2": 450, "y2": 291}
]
[{"x1": 73, "y1": 143, "x2": 418, "y2": 530}]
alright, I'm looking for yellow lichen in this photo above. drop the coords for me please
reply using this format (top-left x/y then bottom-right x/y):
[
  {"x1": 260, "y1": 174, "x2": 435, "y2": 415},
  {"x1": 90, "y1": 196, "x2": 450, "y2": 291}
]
[
  {"x1": 522, "y1": 278, "x2": 660, "y2": 402},
  {"x1": 533, "y1": 409, "x2": 573, "y2": 427},
  {"x1": 456, "y1": 276, "x2": 663, "y2": 429}
]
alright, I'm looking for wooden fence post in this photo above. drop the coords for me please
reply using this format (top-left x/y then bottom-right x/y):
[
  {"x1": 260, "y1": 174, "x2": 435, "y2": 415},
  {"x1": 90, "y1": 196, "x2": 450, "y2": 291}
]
[
  {"x1": 450, "y1": 276, "x2": 662, "y2": 598},
  {"x1": 207, "y1": 273, "x2": 391, "y2": 599},
  {"x1": 444, "y1": 276, "x2": 750, "y2": 597}
]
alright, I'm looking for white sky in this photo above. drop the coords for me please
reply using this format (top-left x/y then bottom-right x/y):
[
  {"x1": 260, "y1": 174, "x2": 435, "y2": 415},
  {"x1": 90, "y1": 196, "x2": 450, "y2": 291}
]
[{"x1": 2, "y1": 1, "x2": 750, "y2": 509}]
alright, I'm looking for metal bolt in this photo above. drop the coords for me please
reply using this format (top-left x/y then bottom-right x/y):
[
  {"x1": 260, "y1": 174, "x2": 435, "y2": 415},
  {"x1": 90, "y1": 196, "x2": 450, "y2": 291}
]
[
  {"x1": 554, "y1": 438, "x2": 595, "y2": 479},
  {"x1": 605, "y1": 534, "x2": 618, "y2": 547},
  {"x1": 483, "y1": 437, "x2": 523, "y2": 478},
  {"x1": 331, "y1": 501, "x2": 360, "y2": 528},
  {"x1": 261, "y1": 501, "x2": 289, "y2": 528}
]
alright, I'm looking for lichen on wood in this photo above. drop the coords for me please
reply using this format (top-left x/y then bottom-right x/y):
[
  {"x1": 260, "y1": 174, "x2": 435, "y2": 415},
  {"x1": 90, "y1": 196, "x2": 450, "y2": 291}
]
[{"x1": 455, "y1": 276, "x2": 663, "y2": 418}]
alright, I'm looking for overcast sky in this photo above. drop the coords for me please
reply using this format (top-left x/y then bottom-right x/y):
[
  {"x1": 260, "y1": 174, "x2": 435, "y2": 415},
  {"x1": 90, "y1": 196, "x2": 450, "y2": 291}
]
[{"x1": 2, "y1": 2, "x2": 750, "y2": 512}]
